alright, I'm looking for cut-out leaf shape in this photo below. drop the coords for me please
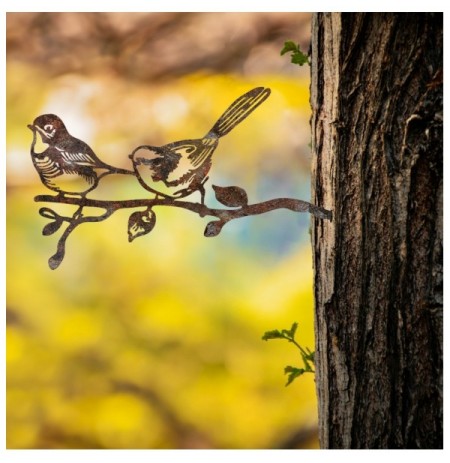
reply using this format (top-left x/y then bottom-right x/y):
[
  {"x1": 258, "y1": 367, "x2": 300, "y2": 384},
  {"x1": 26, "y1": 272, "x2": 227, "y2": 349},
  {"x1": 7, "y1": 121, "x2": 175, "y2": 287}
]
[
  {"x1": 212, "y1": 185, "x2": 248, "y2": 207},
  {"x1": 128, "y1": 209, "x2": 156, "y2": 242},
  {"x1": 39, "y1": 207, "x2": 59, "y2": 220},
  {"x1": 49, "y1": 248, "x2": 65, "y2": 270},
  {"x1": 204, "y1": 220, "x2": 224, "y2": 237},
  {"x1": 42, "y1": 219, "x2": 63, "y2": 236},
  {"x1": 49, "y1": 255, "x2": 63, "y2": 270}
]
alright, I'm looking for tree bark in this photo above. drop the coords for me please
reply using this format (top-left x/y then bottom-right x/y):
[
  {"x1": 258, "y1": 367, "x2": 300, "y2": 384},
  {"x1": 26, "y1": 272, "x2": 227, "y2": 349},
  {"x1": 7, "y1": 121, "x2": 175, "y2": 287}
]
[{"x1": 310, "y1": 13, "x2": 443, "y2": 449}]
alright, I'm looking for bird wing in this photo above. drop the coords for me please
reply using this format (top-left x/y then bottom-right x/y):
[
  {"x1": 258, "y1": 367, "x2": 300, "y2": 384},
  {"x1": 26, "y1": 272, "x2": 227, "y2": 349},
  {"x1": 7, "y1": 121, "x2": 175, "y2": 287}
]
[
  {"x1": 163, "y1": 141, "x2": 215, "y2": 185},
  {"x1": 57, "y1": 148, "x2": 97, "y2": 166},
  {"x1": 188, "y1": 138, "x2": 216, "y2": 167},
  {"x1": 56, "y1": 137, "x2": 105, "y2": 167}
]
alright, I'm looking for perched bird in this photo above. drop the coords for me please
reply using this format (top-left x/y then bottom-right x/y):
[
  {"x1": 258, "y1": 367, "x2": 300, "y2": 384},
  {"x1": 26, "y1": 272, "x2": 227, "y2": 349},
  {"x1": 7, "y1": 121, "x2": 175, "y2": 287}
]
[
  {"x1": 130, "y1": 87, "x2": 271, "y2": 204},
  {"x1": 28, "y1": 114, "x2": 133, "y2": 197}
]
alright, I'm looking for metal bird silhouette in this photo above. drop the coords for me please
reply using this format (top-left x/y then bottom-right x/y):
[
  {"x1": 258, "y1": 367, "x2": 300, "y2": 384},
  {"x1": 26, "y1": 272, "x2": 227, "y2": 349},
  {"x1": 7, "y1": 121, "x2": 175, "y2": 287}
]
[
  {"x1": 27, "y1": 88, "x2": 333, "y2": 270},
  {"x1": 28, "y1": 114, "x2": 133, "y2": 198},
  {"x1": 129, "y1": 87, "x2": 271, "y2": 204}
]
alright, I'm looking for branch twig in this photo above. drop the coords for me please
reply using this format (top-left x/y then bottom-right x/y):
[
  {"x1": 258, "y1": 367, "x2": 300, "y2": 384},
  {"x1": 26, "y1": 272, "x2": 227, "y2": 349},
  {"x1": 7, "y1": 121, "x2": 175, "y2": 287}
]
[{"x1": 35, "y1": 192, "x2": 332, "y2": 269}]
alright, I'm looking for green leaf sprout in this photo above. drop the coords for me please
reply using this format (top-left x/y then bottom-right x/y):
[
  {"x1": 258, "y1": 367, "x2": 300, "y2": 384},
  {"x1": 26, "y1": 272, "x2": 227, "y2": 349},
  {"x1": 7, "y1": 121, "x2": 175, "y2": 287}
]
[
  {"x1": 262, "y1": 322, "x2": 315, "y2": 386},
  {"x1": 280, "y1": 41, "x2": 310, "y2": 66}
]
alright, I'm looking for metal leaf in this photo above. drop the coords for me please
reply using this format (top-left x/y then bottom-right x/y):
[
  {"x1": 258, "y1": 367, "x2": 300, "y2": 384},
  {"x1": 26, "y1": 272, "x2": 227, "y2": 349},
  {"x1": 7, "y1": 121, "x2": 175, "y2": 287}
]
[
  {"x1": 39, "y1": 207, "x2": 59, "y2": 220},
  {"x1": 49, "y1": 249, "x2": 65, "y2": 270},
  {"x1": 42, "y1": 219, "x2": 63, "y2": 236},
  {"x1": 128, "y1": 209, "x2": 156, "y2": 242},
  {"x1": 212, "y1": 185, "x2": 248, "y2": 207},
  {"x1": 204, "y1": 220, "x2": 224, "y2": 237}
]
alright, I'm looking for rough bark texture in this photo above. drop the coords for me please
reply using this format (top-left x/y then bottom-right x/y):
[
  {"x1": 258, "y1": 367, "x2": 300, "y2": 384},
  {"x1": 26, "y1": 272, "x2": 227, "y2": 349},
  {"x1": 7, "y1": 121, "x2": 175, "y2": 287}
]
[{"x1": 311, "y1": 13, "x2": 443, "y2": 449}]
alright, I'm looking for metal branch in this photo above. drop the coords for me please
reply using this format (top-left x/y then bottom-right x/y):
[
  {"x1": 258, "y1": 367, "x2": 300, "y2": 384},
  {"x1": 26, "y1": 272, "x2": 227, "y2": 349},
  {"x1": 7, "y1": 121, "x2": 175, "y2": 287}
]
[
  {"x1": 35, "y1": 194, "x2": 332, "y2": 269},
  {"x1": 35, "y1": 195, "x2": 333, "y2": 229},
  {"x1": 35, "y1": 194, "x2": 332, "y2": 220},
  {"x1": 29, "y1": 96, "x2": 332, "y2": 270}
]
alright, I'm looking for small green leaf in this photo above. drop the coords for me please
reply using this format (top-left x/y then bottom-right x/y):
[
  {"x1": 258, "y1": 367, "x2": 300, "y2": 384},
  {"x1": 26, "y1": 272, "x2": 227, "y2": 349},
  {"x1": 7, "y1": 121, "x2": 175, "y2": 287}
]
[
  {"x1": 289, "y1": 322, "x2": 298, "y2": 338},
  {"x1": 280, "y1": 40, "x2": 309, "y2": 66},
  {"x1": 262, "y1": 322, "x2": 315, "y2": 385},
  {"x1": 291, "y1": 52, "x2": 309, "y2": 66},
  {"x1": 284, "y1": 366, "x2": 305, "y2": 386},
  {"x1": 280, "y1": 40, "x2": 299, "y2": 55},
  {"x1": 262, "y1": 329, "x2": 284, "y2": 341},
  {"x1": 305, "y1": 349, "x2": 315, "y2": 363}
]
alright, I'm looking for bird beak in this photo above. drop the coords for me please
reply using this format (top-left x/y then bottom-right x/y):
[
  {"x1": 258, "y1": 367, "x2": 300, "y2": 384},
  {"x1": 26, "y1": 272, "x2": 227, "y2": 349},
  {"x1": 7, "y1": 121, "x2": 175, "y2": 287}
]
[{"x1": 27, "y1": 124, "x2": 35, "y2": 131}]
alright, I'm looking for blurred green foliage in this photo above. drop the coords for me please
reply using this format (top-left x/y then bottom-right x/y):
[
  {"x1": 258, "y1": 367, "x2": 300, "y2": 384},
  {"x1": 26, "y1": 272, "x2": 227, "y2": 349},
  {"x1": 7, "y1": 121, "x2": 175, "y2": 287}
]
[{"x1": 7, "y1": 51, "x2": 317, "y2": 448}]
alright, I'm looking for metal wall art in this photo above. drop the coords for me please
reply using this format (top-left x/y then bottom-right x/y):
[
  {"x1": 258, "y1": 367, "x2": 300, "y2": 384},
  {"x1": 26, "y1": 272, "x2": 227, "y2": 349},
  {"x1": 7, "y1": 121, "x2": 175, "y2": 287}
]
[{"x1": 28, "y1": 87, "x2": 332, "y2": 269}]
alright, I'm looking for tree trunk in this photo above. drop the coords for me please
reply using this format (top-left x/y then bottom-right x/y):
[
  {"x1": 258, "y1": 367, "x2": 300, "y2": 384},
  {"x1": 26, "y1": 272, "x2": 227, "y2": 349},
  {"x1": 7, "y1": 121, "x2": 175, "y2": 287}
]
[{"x1": 310, "y1": 13, "x2": 443, "y2": 449}]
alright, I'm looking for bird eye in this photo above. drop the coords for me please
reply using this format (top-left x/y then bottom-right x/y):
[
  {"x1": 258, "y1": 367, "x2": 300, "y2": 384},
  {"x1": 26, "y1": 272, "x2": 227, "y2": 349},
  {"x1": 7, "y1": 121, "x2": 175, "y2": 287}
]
[{"x1": 44, "y1": 124, "x2": 53, "y2": 132}]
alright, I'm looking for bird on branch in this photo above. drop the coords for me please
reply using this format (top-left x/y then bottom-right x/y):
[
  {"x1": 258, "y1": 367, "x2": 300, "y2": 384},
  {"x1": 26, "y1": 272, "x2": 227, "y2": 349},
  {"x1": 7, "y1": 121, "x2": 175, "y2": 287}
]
[
  {"x1": 129, "y1": 87, "x2": 271, "y2": 204},
  {"x1": 27, "y1": 114, "x2": 133, "y2": 198}
]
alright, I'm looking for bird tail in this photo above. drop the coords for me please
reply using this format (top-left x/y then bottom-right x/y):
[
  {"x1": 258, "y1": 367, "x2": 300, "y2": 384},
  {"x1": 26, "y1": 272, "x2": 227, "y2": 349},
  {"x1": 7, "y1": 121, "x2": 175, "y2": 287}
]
[{"x1": 208, "y1": 87, "x2": 271, "y2": 138}]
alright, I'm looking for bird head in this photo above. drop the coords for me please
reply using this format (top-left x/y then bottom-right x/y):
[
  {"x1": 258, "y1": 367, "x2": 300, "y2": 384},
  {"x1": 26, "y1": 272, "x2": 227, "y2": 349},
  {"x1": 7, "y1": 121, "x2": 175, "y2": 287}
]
[
  {"x1": 130, "y1": 146, "x2": 167, "y2": 182},
  {"x1": 28, "y1": 114, "x2": 68, "y2": 144}
]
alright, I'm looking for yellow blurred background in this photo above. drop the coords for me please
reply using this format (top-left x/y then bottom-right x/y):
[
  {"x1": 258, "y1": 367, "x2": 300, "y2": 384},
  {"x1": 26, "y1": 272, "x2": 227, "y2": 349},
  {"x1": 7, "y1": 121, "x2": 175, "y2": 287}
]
[{"x1": 6, "y1": 12, "x2": 317, "y2": 449}]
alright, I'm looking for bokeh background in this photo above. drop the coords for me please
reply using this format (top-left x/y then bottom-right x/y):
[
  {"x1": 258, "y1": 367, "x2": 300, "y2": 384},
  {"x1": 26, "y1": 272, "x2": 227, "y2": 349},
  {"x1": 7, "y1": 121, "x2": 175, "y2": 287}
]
[{"x1": 6, "y1": 12, "x2": 316, "y2": 449}]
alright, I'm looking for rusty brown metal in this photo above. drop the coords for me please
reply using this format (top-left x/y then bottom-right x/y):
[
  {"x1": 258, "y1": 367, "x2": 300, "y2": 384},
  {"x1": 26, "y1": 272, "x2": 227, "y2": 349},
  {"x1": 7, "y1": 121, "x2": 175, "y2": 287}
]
[
  {"x1": 129, "y1": 87, "x2": 271, "y2": 204},
  {"x1": 28, "y1": 87, "x2": 332, "y2": 269}
]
